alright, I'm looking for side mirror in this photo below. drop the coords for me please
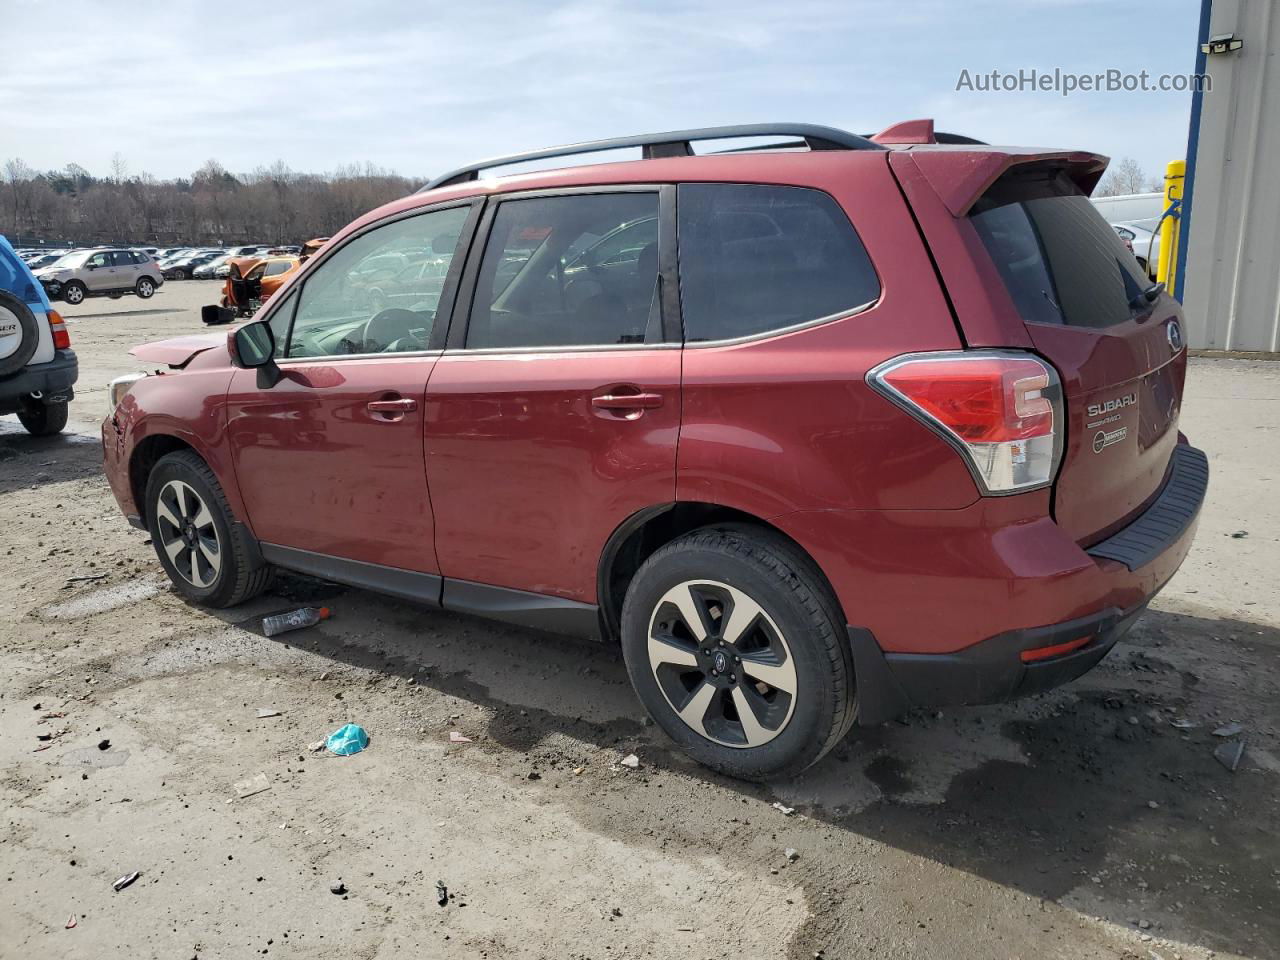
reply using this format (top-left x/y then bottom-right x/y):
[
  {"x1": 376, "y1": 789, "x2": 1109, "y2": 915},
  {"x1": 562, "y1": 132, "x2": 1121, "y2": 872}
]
[{"x1": 231, "y1": 321, "x2": 282, "y2": 388}]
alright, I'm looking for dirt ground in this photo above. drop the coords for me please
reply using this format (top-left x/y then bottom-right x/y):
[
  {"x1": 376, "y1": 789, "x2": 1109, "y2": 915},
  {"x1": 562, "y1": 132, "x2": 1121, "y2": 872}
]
[{"x1": 2, "y1": 281, "x2": 1277, "y2": 960}]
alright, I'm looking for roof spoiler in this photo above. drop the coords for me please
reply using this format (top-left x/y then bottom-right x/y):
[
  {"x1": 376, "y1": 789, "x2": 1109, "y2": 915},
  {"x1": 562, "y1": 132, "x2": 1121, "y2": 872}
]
[
  {"x1": 893, "y1": 149, "x2": 1110, "y2": 217},
  {"x1": 870, "y1": 119, "x2": 988, "y2": 146}
]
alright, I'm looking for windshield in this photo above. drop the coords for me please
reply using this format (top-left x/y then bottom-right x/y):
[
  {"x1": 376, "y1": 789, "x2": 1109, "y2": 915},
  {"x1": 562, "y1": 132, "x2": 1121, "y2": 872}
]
[{"x1": 47, "y1": 251, "x2": 88, "y2": 269}]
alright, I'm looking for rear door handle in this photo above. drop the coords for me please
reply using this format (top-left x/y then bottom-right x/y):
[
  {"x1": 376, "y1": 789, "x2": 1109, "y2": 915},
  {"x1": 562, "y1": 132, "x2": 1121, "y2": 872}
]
[{"x1": 591, "y1": 392, "x2": 663, "y2": 411}]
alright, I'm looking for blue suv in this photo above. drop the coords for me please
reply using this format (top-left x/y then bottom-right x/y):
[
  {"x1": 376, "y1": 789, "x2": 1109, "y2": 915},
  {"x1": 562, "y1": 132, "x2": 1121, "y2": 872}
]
[{"x1": 0, "y1": 236, "x2": 77, "y2": 435}]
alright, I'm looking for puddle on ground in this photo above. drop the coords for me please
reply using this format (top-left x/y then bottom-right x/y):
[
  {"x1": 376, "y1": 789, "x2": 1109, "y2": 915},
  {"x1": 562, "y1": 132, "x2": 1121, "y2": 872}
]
[{"x1": 37, "y1": 578, "x2": 163, "y2": 620}]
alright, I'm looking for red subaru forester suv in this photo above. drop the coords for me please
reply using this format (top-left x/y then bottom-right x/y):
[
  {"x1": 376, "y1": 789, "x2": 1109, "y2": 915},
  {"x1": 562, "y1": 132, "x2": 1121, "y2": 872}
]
[{"x1": 103, "y1": 122, "x2": 1207, "y2": 780}]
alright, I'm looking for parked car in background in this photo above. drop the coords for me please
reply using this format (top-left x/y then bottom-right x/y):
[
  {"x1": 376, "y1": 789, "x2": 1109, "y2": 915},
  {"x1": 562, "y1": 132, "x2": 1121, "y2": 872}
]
[
  {"x1": 105, "y1": 122, "x2": 1205, "y2": 781},
  {"x1": 219, "y1": 255, "x2": 300, "y2": 316},
  {"x1": 163, "y1": 251, "x2": 226, "y2": 281},
  {"x1": 1092, "y1": 192, "x2": 1165, "y2": 279},
  {"x1": 193, "y1": 254, "x2": 234, "y2": 280},
  {"x1": 24, "y1": 253, "x2": 65, "y2": 272},
  {"x1": 1, "y1": 235, "x2": 76, "y2": 435},
  {"x1": 34, "y1": 248, "x2": 164, "y2": 304},
  {"x1": 1112, "y1": 221, "x2": 1160, "y2": 278}
]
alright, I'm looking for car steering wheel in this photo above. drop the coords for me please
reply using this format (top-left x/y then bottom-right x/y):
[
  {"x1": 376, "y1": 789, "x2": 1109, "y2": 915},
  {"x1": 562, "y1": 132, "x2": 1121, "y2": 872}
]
[{"x1": 358, "y1": 308, "x2": 425, "y2": 353}]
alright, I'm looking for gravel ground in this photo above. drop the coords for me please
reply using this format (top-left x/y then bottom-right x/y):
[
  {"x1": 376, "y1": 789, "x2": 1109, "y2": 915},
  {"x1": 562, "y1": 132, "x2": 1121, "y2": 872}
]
[{"x1": 1, "y1": 281, "x2": 1277, "y2": 960}]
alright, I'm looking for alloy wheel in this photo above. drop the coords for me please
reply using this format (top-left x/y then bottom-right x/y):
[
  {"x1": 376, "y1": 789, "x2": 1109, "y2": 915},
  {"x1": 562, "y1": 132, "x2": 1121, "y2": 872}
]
[
  {"x1": 138, "y1": 279, "x2": 154, "y2": 297},
  {"x1": 647, "y1": 579, "x2": 797, "y2": 748},
  {"x1": 155, "y1": 479, "x2": 221, "y2": 588},
  {"x1": 64, "y1": 285, "x2": 84, "y2": 304}
]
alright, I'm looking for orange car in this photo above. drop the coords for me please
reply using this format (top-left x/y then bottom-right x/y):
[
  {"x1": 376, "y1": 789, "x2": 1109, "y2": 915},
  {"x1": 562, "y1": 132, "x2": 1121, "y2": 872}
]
[{"x1": 221, "y1": 256, "x2": 300, "y2": 317}]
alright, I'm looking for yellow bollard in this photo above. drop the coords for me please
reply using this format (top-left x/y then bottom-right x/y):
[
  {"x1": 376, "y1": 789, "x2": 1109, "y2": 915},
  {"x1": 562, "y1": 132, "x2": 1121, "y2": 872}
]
[{"x1": 1157, "y1": 160, "x2": 1184, "y2": 291}]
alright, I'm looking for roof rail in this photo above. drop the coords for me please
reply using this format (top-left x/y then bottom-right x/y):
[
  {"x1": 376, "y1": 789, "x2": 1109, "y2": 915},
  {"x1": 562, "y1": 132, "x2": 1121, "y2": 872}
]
[{"x1": 419, "y1": 123, "x2": 884, "y2": 192}]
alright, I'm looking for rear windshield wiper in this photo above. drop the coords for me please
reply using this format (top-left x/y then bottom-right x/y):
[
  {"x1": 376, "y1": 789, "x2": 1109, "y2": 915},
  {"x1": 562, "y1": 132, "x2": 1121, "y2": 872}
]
[{"x1": 1129, "y1": 281, "x2": 1165, "y2": 318}]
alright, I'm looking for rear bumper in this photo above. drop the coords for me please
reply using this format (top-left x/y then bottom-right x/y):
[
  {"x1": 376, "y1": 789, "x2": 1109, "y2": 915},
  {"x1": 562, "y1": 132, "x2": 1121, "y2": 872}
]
[
  {"x1": 833, "y1": 443, "x2": 1209, "y2": 724},
  {"x1": 0, "y1": 349, "x2": 78, "y2": 413}
]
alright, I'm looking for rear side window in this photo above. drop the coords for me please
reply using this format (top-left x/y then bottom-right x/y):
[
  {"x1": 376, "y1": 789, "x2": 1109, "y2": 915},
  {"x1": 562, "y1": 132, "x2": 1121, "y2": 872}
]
[
  {"x1": 970, "y1": 172, "x2": 1150, "y2": 329},
  {"x1": 466, "y1": 192, "x2": 660, "y2": 349},
  {"x1": 677, "y1": 183, "x2": 879, "y2": 342}
]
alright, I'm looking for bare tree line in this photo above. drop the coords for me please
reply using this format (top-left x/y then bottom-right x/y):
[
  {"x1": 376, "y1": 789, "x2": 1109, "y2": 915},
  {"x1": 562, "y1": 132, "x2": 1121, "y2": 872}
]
[
  {"x1": 1, "y1": 154, "x2": 423, "y2": 247},
  {"x1": 1094, "y1": 156, "x2": 1166, "y2": 198},
  {"x1": 1, "y1": 150, "x2": 1166, "y2": 248}
]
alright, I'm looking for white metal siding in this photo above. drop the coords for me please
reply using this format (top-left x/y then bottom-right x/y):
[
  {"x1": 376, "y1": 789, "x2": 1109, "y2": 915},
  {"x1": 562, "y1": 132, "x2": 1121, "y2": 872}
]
[{"x1": 1182, "y1": 0, "x2": 1280, "y2": 352}]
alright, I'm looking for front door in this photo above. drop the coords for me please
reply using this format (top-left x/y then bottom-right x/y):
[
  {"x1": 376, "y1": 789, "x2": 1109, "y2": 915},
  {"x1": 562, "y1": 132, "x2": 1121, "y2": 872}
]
[
  {"x1": 83, "y1": 251, "x2": 116, "y2": 291},
  {"x1": 225, "y1": 201, "x2": 478, "y2": 575},
  {"x1": 426, "y1": 188, "x2": 680, "y2": 605}
]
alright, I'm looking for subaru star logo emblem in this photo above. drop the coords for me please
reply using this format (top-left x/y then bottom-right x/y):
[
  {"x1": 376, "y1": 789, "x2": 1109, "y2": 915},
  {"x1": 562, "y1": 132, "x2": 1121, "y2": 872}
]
[{"x1": 1167, "y1": 319, "x2": 1184, "y2": 353}]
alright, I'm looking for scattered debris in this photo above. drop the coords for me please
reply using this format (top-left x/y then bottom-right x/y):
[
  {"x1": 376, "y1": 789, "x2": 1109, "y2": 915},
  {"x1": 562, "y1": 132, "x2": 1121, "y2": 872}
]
[
  {"x1": 771, "y1": 802, "x2": 796, "y2": 816},
  {"x1": 330, "y1": 881, "x2": 347, "y2": 896},
  {"x1": 97, "y1": 739, "x2": 111, "y2": 751},
  {"x1": 233, "y1": 772, "x2": 272, "y2": 800},
  {"x1": 256, "y1": 708, "x2": 282, "y2": 719},
  {"x1": 1213, "y1": 722, "x2": 1244, "y2": 737},
  {"x1": 1147, "y1": 800, "x2": 1159, "y2": 810},
  {"x1": 1214, "y1": 740, "x2": 1246, "y2": 772},
  {"x1": 436, "y1": 880, "x2": 449, "y2": 907},
  {"x1": 112, "y1": 871, "x2": 140, "y2": 892},
  {"x1": 1170, "y1": 718, "x2": 1199, "y2": 729},
  {"x1": 262, "y1": 606, "x2": 331, "y2": 638},
  {"x1": 64, "y1": 573, "x2": 107, "y2": 586},
  {"x1": 527, "y1": 771, "x2": 542, "y2": 781},
  {"x1": 785, "y1": 848, "x2": 800, "y2": 862},
  {"x1": 611, "y1": 906, "x2": 623, "y2": 918},
  {"x1": 307, "y1": 739, "x2": 326, "y2": 752},
  {"x1": 65, "y1": 914, "x2": 76, "y2": 929},
  {"x1": 326, "y1": 723, "x2": 369, "y2": 756},
  {"x1": 448, "y1": 731, "x2": 472, "y2": 744},
  {"x1": 1230, "y1": 530, "x2": 1248, "y2": 539},
  {"x1": 572, "y1": 766, "x2": 585, "y2": 775},
  {"x1": 620, "y1": 754, "x2": 640, "y2": 769}
]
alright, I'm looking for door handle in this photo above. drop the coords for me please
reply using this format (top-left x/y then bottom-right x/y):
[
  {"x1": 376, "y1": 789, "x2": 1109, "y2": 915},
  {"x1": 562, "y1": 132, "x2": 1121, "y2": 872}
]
[
  {"x1": 367, "y1": 397, "x2": 417, "y2": 420},
  {"x1": 591, "y1": 392, "x2": 663, "y2": 411}
]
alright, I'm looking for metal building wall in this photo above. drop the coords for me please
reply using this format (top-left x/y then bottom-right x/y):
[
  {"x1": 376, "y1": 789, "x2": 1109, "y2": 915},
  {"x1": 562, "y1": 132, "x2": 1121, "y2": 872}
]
[{"x1": 1182, "y1": 0, "x2": 1280, "y2": 352}]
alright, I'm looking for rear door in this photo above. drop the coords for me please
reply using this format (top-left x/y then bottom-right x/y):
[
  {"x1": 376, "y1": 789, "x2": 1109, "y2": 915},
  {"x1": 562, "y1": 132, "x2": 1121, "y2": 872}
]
[{"x1": 424, "y1": 187, "x2": 680, "y2": 606}]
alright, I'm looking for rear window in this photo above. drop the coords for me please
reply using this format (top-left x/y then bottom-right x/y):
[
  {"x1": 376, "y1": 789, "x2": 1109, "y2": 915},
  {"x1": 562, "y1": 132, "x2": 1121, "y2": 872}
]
[
  {"x1": 971, "y1": 172, "x2": 1150, "y2": 329},
  {"x1": 677, "y1": 183, "x2": 879, "y2": 342}
]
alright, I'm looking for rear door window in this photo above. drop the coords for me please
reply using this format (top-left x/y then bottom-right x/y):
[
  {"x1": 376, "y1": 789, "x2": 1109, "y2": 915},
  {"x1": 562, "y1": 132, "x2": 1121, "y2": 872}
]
[
  {"x1": 970, "y1": 172, "x2": 1151, "y2": 329},
  {"x1": 676, "y1": 183, "x2": 879, "y2": 342},
  {"x1": 465, "y1": 192, "x2": 661, "y2": 349}
]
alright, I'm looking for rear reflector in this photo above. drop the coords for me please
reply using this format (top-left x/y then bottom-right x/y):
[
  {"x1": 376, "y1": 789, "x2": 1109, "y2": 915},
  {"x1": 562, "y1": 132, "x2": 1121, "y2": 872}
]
[
  {"x1": 47, "y1": 309, "x2": 70, "y2": 349},
  {"x1": 868, "y1": 350, "x2": 1063, "y2": 494},
  {"x1": 1020, "y1": 634, "x2": 1094, "y2": 663}
]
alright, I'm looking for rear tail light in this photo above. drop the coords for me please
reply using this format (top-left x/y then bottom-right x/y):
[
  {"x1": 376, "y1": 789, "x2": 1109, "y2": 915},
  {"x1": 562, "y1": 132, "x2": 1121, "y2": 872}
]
[
  {"x1": 868, "y1": 350, "x2": 1063, "y2": 495},
  {"x1": 47, "y1": 310, "x2": 71, "y2": 349}
]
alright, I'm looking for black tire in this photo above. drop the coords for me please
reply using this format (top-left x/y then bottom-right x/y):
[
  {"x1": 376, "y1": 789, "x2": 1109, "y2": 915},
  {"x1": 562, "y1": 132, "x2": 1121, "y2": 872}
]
[
  {"x1": 620, "y1": 525, "x2": 855, "y2": 781},
  {"x1": 61, "y1": 281, "x2": 86, "y2": 305},
  {"x1": 144, "y1": 450, "x2": 273, "y2": 607},
  {"x1": 0, "y1": 289, "x2": 40, "y2": 376},
  {"x1": 17, "y1": 400, "x2": 68, "y2": 436},
  {"x1": 136, "y1": 277, "x2": 156, "y2": 299}
]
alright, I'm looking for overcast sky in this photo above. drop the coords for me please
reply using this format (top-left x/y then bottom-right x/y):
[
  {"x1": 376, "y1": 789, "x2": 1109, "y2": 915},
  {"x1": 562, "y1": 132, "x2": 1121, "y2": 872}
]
[{"x1": 1, "y1": 0, "x2": 1202, "y2": 183}]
